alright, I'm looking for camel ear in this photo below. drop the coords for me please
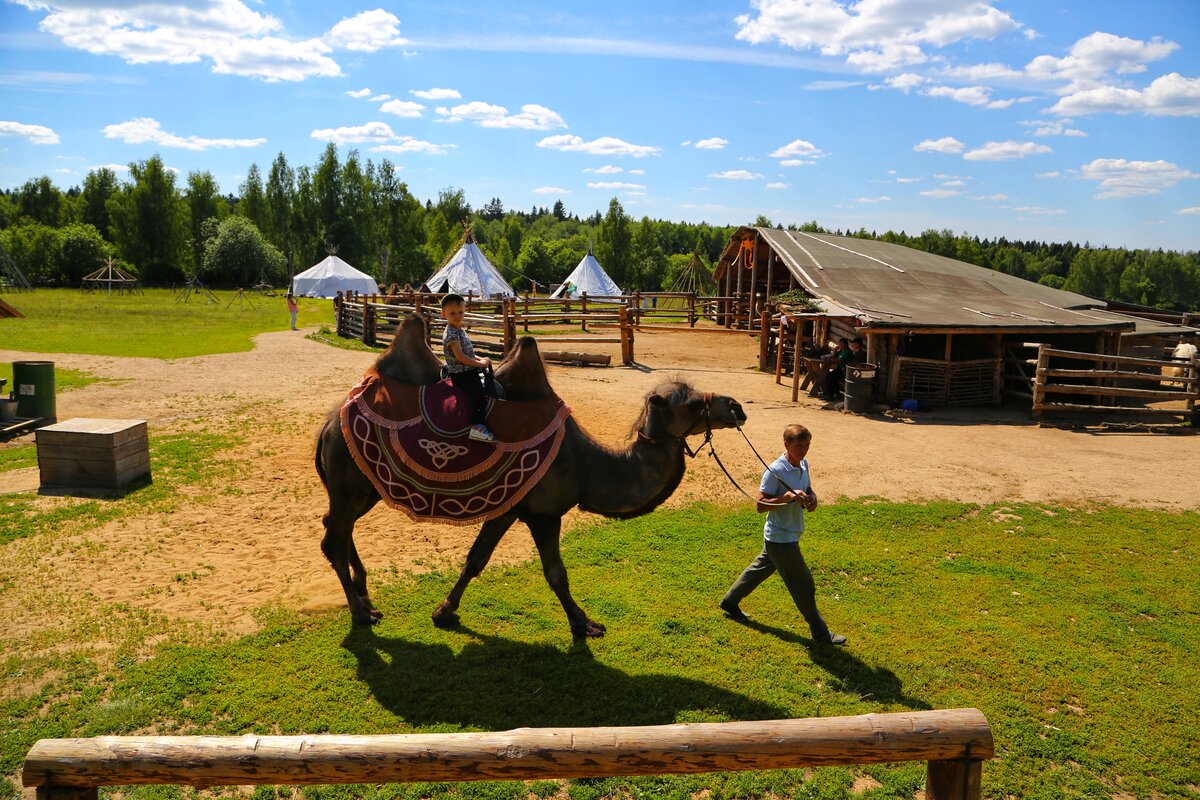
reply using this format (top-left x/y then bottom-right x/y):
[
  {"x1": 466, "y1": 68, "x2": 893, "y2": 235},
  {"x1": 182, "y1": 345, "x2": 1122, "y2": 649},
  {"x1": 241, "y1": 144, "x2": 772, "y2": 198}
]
[{"x1": 648, "y1": 393, "x2": 668, "y2": 407}]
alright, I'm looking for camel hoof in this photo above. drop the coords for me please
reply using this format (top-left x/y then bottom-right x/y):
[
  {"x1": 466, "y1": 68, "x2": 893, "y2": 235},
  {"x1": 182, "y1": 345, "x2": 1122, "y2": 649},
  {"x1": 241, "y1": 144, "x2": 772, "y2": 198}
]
[
  {"x1": 573, "y1": 620, "x2": 607, "y2": 639},
  {"x1": 351, "y1": 612, "x2": 381, "y2": 627},
  {"x1": 431, "y1": 602, "x2": 460, "y2": 629}
]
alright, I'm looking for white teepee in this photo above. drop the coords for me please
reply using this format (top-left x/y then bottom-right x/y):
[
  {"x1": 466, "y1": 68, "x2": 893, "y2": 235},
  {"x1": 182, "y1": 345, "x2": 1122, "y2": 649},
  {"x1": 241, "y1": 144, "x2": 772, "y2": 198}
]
[
  {"x1": 425, "y1": 240, "x2": 514, "y2": 298},
  {"x1": 293, "y1": 255, "x2": 378, "y2": 298},
  {"x1": 550, "y1": 247, "x2": 622, "y2": 299}
]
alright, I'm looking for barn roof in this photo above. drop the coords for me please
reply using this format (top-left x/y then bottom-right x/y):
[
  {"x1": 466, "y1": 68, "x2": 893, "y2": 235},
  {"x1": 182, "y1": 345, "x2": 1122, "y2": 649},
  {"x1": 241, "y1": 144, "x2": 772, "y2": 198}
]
[{"x1": 716, "y1": 227, "x2": 1198, "y2": 334}]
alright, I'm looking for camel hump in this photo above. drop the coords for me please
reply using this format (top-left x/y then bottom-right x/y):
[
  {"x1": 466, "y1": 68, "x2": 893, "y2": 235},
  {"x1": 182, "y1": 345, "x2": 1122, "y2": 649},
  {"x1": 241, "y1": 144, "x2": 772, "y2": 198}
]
[
  {"x1": 495, "y1": 336, "x2": 554, "y2": 400},
  {"x1": 373, "y1": 313, "x2": 442, "y2": 385}
]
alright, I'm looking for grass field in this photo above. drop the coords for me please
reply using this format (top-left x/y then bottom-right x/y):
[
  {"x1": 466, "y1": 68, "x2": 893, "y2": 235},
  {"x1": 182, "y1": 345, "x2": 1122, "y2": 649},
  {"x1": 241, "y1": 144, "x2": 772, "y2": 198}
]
[
  {"x1": 3, "y1": 500, "x2": 1197, "y2": 799},
  {"x1": 0, "y1": 289, "x2": 331, "y2": 358}
]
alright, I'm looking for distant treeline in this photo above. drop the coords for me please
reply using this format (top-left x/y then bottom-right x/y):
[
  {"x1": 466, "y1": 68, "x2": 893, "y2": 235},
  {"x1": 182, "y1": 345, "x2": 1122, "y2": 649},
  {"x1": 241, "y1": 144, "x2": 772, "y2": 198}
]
[{"x1": 1, "y1": 145, "x2": 1197, "y2": 311}]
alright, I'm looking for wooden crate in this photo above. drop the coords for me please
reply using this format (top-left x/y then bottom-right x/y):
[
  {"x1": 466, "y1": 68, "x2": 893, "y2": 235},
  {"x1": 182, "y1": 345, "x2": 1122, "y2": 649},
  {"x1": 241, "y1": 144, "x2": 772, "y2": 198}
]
[{"x1": 36, "y1": 418, "x2": 150, "y2": 490}]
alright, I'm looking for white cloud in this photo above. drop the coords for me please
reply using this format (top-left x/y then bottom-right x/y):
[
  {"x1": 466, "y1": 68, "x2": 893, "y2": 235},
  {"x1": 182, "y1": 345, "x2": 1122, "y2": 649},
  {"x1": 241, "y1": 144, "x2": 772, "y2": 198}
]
[
  {"x1": 437, "y1": 101, "x2": 566, "y2": 130},
  {"x1": 1079, "y1": 158, "x2": 1199, "y2": 199},
  {"x1": 411, "y1": 88, "x2": 461, "y2": 100},
  {"x1": 803, "y1": 79, "x2": 863, "y2": 90},
  {"x1": 920, "y1": 189, "x2": 960, "y2": 198},
  {"x1": 371, "y1": 137, "x2": 455, "y2": 156},
  {"x1": 971, "y1": 194, "x2": 1008, "y2": 201},
  {"x1": 779, "y1": 159, "x2": 814, "y2": 167},
  {"x1": 963, "y1": 140, "x2": 1051, "y2": 161},
  {"x1": 735, "y1": 0, "x2": 1022, "y2": 73},
  {"x1": 942, "y1": 179, "x2": 966, "y2": 187},
  {"x1": 584, "y1": 165, "x2": 623, "y2": 174},
  {"x1": 327, "y1": 9, "x2": 407, "y2": 53},
  {"x1": 369, "y1": 94, "x2": 390, "y2": 102},
  {"x1": 1020, "y1": 118, "x2": 1087, "y2": 137},
  {"x1": 855, "y1": 196, "x2": 891, "y2": 203},
  {"x1": 913, "y1": 136, "x2": 964, "y2": 154},
  {"x1": 895, "y1": 176, "x2": 922, "y2": 183},
  {"x1": 0, "y1": 120, "x2": 59, "y2": 144},
  {"x1": 379, "y1": 99, "x2": 425, "y2": 118},
  {"x1": 1025, "y1": 32, "x2": 1177, "y2": 87},
  {"x1": 628, "y1": 168, "x2": 646, "y2": 175},
  {"x1": 937, "y1": 62, "x2": 1023, "y2": 82},
  {"x1": 1036, "y1": 171, "x2": 1060, "y2": 178},
  {"x1": 884, "y1": 73, "x2": 924, "y2": 93},
  {"x1": 1011, "y1": 206, "x2": 1066, "y2": 215},
  {"x1": 587, "y1": 181, "x2": 646, "y2": 189},
  {"x1": 770, "y1": 138, "x2": 824, "y2": 159},
  {"x1": 696, "y1": 137, "x2": 728, "y2": 150},
  {"x1": 680, "y1": 140, "x2": 692, "y2": 147},
  {"x1": 1176, "y1": 207, "x2": 1200, "y2": 216},
  {"x1": 346, "y1": 88, "x2": 371, "y2": 98},
  {"x1": 709, "y1": 170, "x2": 762, "y2": 180},
  {"x1": 311, "y1": 121, "x2": 397, "y2": 144},
  {"x1": 624, "y1": 190, "x2": 646, "y2": 197},
  {"x1": 210, "y1": 36, "x2": 340, "y2": 82},
  {"x1": 766, "y1": 182, "x2": 790, "y2": 190},
  {"x1": 532, "y1": 186, "x2": 570, "y2": 195},
  {"x1": 1049, "y1": 73, "x2": 1200, "y2": 117},
  {"x1": 923, "y1": 84, "x2": 1013, "y2": 109},
  {"x1": 103, "y1": 117, "x2": 264, "y2": 150},
  {"x1": 537, "y1": 134, "x2": 659, "y2": 157}
]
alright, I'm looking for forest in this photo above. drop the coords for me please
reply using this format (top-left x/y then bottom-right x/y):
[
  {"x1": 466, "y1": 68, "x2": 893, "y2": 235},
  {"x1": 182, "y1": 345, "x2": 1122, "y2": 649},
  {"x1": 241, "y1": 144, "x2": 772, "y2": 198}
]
[{"x1": 1, "y1": 143, "x2": 1197, "y2": 311}]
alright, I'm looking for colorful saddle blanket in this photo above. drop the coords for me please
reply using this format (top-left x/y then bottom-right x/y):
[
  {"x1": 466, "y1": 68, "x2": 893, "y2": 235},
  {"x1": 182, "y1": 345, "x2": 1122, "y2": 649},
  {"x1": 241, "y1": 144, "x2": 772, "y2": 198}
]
[{"x1": 340, "y1": 369, "x2": 572, "y2": 525}]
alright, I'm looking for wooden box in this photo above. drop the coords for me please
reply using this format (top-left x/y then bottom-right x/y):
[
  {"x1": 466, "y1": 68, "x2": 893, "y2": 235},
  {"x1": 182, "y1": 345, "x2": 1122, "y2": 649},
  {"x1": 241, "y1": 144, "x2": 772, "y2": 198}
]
[{"x1": 36, "y1": 418, "x2": 150, "y2": 490}]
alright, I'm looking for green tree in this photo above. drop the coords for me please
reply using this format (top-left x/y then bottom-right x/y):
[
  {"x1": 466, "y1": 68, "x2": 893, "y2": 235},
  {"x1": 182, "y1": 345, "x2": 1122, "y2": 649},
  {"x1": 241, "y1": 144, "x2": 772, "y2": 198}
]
[
  {"x1": 202, "y1": 215, "x2": 285, "y2": 287},
  {"x1": 338, "y1": 150, "x2": 373, "y2": 272},
  {"x1": 436, "y1": 186, "x2": 471, "y2": 229},
  {"x1": 0, "y1": 222, "x2": 59, "y2": 282},
  {"x1": 77, "y1": 168, "x2": 119, "y2": 240},
  {"x1": 185, "y1": 170, "x2": 223, "y2": 276},
  {"x1": 630, "y1": 216, "x2": 668, "y2": 290},
  {"x1": 372, "y1": 159, "x2": 428, "y2": 285},
  {"x1": 313, "y1": 143, "x2": 343, "y2": 255},
  {"x1": 237, "y1": 163, "x2": 266, "y2": 232},
  {"x1": 108, "y1": 155, "x2": 187, "y2": 283},
  {"x1": 595, "y1": 198, "x2": 632, "y2": 286},
  {"x1": 16, "y1": 176, "x2": 65, "y2": 227},
  {"x1": 56, "y1": 223, "x2": 113, "y2": 283},
  {"x1": 515, "y1": 235, "x2": 554, "y2": 288},
  {"x1": 423, "y1": 210, "x2": 455, "y2": 267},
  {"x1": 292, "y1": 165, "x2": 320, "y2": 269},
  {"x1": 264, "y1": 152, "x2": 295, "y2": 254}
]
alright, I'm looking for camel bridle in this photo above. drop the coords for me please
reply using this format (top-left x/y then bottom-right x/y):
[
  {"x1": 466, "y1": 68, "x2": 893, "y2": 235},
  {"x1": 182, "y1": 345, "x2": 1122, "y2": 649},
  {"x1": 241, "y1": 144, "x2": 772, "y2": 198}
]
[{"x1": 636, "y1": 391, "x2": 714, "y2": 458}]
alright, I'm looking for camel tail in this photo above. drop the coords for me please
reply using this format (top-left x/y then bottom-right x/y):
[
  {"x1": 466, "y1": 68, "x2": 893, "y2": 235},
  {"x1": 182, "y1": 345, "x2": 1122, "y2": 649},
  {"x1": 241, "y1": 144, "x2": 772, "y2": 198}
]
[{"x1": 315, "y1": 425, "x2": 328, "y2": 488}]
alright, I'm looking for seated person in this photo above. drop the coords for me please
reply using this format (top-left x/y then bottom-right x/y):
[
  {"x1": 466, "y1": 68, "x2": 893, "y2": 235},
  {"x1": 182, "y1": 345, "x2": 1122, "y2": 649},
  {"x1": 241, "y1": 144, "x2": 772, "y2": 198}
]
[{"x1": 822, "y1": 338, "x2": 852, "y2": 398}]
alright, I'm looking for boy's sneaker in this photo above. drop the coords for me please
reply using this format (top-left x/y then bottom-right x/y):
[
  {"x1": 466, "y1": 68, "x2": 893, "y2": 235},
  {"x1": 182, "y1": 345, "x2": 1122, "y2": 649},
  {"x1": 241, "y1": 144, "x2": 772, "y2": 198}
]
[{"x1": 468, "y1": 424, "x2": 496, "y2": 443}]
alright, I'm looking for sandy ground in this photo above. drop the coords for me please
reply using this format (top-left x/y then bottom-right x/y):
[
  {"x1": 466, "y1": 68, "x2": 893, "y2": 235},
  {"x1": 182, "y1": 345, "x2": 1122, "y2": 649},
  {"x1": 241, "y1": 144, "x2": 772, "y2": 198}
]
[{"x1": 1, "y1": 327, "x2": 1197, "y2": 640}]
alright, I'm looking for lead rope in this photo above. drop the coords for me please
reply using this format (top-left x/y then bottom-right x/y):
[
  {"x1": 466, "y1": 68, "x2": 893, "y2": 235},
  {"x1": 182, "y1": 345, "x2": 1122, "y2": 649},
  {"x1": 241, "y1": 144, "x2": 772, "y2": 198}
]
[{"x1": 704, "y1": 422, "x2": 797, "y2": 508}]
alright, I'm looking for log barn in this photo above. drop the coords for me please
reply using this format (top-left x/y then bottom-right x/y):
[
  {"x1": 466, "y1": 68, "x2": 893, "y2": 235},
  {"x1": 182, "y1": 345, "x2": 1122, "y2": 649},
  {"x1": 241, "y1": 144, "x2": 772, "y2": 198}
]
[{"x1": 713, "y1": 227, "x2": 1197, "y2": 409}]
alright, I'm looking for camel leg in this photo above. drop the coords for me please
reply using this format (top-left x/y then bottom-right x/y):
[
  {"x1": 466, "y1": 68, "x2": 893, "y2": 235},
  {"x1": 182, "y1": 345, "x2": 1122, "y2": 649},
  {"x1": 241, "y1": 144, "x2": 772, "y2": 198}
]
[
  {"x1": 321, "y1": 494, "x2": 381, "y2": 625},
  {"x1": 432, "y1": 514, "x2": 516, "y2": 629},
  {"x1": 528, "y1": 515, "x2": 606, "y2": 639}
]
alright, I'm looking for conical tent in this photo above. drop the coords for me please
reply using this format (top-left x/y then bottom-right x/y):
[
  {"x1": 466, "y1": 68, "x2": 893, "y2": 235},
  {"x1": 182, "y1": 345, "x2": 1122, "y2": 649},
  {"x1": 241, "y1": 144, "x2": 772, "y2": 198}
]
[
  {"x1": 668, "y1": 249, "x2": 716, "y2": 294},
  {"x1": 425, "y1": 241, "x2": 514, "y2": 298},
  {"x1": 550, "y1": 249, "x2": 622, "y2": 299},
  {"x1": 293, "y1": 255, "x2": 378, "y2": 298}
]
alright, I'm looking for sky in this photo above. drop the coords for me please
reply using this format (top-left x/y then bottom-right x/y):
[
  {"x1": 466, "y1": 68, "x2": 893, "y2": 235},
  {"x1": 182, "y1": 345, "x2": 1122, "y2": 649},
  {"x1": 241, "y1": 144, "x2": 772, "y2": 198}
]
[{"x1": 1, "y1": 0, "x2": 1198, "y2": 251}]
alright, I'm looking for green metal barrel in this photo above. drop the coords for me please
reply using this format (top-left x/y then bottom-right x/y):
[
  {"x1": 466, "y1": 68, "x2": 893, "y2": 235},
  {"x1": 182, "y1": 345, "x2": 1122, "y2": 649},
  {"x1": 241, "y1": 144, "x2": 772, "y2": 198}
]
[
  {"x1": 12, "y1": 360, "x2": 56, "y2": 421},
  {"x1": 843, "y1": 362, "x2": 877, "y2": 414}
]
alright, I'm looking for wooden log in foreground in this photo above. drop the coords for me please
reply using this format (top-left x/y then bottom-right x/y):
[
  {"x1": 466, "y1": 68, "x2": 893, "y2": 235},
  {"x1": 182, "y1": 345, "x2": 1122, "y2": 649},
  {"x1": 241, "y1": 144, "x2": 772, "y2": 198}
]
[{"x1": 24, "y1": 710, "x2": 991, "y2": 791}]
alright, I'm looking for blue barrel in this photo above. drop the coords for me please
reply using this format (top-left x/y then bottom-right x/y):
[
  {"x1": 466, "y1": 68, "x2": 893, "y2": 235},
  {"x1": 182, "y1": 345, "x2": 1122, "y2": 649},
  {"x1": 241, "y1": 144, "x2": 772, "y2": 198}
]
[{"x1": 12, "y1": 360, "x2": 56, "y2": 421}]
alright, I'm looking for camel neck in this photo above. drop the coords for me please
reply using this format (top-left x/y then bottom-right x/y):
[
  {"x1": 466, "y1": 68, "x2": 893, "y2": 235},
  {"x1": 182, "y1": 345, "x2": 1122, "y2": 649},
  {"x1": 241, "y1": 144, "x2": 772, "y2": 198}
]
[{"x1": 577, "y1": 427, "x2": 686, "y2": 519}]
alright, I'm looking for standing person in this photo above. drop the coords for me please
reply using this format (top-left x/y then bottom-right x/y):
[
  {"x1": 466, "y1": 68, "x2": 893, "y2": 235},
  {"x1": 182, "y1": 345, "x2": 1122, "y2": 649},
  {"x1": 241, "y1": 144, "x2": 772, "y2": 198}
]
[
  {"x1": 719, "y1": 424, "x2": 846, "y2": 645},
  {"x1": 440, "y1": 293, "x2": 496, "y2": 443},
  {"x1": 286, "y1": 291, "x2": 299, "y2": 331}
]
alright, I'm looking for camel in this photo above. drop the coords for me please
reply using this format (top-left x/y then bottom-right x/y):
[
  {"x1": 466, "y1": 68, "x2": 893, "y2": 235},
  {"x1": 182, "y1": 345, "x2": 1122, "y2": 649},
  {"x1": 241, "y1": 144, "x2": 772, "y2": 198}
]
[
  {"x1": 1161, "y1": 341, "x2": 1198, "y2": 388},
  {"x1": 316, "y1": 313, "x2": 747, "y2": 639}
]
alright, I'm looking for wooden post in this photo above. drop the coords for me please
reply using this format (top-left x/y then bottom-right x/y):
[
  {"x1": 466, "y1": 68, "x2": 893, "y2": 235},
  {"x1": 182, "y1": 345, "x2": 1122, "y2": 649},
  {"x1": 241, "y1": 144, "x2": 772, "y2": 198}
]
[
  {"x1": 1032, "y1": 344, "x2": 1049, "y2": 419},
  {"x1": 618, "y1": 307, "x2": 631, "y2": 364},
  {"x1": 501, "y1": 300, "x2": 511, "y2": 357},
  {"x1": 765, "y1": 249, "x2": 775, "y2": 309},
  {"x1": 581, "y1": 293, "x2": 589, "y2": 332},
  {"x1": 634, "y1": 291, "x2": 642, "y2": 325},
  {"x1": 791, "y1": 321, "x2": 803, "y2": 402},
  {"x1": 775, "y1": 316, "x2": 787, "y2": 385},
  {"x1": 758, "y1": 310, "x2": 771, "y2": 371},
  {"x1": 926, "y1": 759, "x2": 983, "y2": 800},
  {"x1": 688, "y1": 292, "x2": 696, "y2": 327},
  {"x1": 749, "y1": 233, "x2": 760, "y2": 323},
  {"x1": 523, "y1": 296, "x2": 530, "y2": 333},
  {"x1": 363, "y1": 298, "x2": 375, "y2": 347},
  {"x1": 335, "y1": 292, "x2": 345, "y2": 337}
]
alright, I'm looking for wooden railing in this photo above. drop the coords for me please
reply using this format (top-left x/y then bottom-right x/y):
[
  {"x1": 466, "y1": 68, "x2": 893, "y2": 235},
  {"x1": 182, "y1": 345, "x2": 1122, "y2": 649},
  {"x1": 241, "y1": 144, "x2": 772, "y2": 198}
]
[
  {"x1": 1031, "y1": 344, "x2": 1198, "y2": 421},
  {"x1": 24, "y1": 709, "x2": 993, "y2": 800}
]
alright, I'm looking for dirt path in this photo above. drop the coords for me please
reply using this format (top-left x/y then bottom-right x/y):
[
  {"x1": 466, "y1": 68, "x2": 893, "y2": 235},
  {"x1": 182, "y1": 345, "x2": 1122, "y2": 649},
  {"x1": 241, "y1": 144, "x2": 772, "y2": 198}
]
[{"x1": 2, "y1": 328, "x2": 1197, "y2": 638}]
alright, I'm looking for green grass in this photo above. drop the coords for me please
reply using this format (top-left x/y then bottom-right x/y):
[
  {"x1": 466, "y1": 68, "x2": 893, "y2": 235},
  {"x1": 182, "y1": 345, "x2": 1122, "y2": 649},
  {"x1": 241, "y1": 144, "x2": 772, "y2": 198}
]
[
  {"x1": 0, "y1": 289, "x2": 332, "y2": 358},
  {"x1": 3, "y1": 501, "x2": 1197, "y2": 799},
  {"x1": 0, "y1": 363, "x2": 117, "y2": 394}
]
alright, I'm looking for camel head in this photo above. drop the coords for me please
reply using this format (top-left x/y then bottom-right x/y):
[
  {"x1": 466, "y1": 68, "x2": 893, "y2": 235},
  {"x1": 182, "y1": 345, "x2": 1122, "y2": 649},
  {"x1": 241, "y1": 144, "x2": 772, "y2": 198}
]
[
  {"x1": 635, "y1": 381, "x2": 746, "y2": 443},
  {"x1": 374, "y1": 313, "x2": 442, "y2": 385},
  {"x1": 494, "y1": 336, "x2": 554, "y2": 401}
]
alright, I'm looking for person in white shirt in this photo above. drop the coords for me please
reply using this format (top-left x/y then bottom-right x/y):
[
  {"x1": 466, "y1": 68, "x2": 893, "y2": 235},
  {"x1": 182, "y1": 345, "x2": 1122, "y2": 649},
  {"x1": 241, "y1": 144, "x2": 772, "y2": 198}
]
[{"x1": 719, "y1": 423, "x2": 846, "y2": 645}]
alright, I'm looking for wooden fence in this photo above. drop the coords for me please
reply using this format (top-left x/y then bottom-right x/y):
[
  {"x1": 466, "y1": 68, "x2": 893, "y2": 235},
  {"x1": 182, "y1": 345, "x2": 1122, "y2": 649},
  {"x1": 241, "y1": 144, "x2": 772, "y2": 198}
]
[
  {"x1": 24, "y1": 709, "x2": 993, "y2": 800},
  {"x1": 1031, "y1": 344, "x2": 1199, "y2": 421}
]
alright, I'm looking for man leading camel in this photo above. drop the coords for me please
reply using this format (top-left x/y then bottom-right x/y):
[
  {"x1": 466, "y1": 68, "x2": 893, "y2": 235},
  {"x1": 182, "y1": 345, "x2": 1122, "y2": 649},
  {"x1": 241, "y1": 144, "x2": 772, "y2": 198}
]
[{"x1": 719, "y1": 423, "x2": 847, "y2": 646}]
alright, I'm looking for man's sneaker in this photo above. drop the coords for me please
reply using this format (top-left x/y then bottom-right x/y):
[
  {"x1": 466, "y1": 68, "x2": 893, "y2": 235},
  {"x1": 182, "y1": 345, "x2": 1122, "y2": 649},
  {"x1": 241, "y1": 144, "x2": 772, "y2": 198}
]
[
  {"x1": 468, "y1": 424, "x2": 496, "y2": 443},
  {"x1": 818, "y1": 632, "x2": 848, "y2": 646},
  {"x1": 719, "y1": 601, "x2": 751, "y2": 622}
]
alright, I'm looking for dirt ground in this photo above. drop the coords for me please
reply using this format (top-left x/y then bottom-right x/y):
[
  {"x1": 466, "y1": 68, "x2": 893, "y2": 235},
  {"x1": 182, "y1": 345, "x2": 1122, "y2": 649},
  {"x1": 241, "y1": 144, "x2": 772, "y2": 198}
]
[{"x1": 2, "y1": 327, "x2": 1197, "y2": 639}]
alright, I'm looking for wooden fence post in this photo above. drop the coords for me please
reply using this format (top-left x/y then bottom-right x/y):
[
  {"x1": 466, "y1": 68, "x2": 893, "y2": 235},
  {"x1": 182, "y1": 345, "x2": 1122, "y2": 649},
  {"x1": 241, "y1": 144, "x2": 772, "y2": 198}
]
[
  {"x1": 758, "y1": 310, "x2": 771, "y2": 371},
  {"x1": 688, "y1": 292, "x2": 697, "y2": 327},
  {"x1": 791, "y1": 321, "x2": 804, "y2": 402},
  {"x1": 1032, "y1": 344, "x2": 1049, "y2": 419},
  {"x1": 363, "y1": 299, "x2": 375, "y2": 347},
  {"x1": 926, "y1": 759, "x2": 984, "y2": 800},
  {"x1": 775, "y1": 316, "x2": 787, "y2": 385},
  {"x1": 581, "y1": 293, "x2": 589, "y2": 332}
]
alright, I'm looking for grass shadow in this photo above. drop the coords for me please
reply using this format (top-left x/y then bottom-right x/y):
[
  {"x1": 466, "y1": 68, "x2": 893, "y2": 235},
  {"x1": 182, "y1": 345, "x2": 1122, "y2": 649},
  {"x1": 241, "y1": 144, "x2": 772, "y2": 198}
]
[
  {"x1": 342, "y1": 625, "x2": 790, "y2": 729},
  {"x1": 738, "y1": 619, "x2": 931, "y2": 712}
]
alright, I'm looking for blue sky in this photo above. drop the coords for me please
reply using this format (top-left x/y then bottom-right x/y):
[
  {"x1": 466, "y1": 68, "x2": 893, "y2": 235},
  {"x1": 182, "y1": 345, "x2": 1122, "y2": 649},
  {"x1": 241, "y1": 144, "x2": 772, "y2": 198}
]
[{"x1": 1, "y1": 0, "x2": 1197, "y2": 250}]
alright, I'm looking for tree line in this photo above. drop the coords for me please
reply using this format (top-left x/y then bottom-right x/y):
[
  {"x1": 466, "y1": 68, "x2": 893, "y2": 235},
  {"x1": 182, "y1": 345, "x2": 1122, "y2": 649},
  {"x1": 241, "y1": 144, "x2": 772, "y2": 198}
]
[{"x1": 1, "y1": 145, "x2": 1197, "y2": 311}]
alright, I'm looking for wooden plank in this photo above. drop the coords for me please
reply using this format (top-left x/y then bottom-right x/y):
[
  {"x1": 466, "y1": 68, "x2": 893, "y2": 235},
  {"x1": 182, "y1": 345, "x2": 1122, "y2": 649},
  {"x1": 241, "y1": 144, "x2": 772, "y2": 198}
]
[
  {"x1": 1040, "y1": 368, "x2": 1198, "y2": 385},
  {"x1": 37, "y1": 439, "x2": 148, "y2": 463},
  {"x1": 1036, "y1": 402, "x2": 1194, "y2": 415},
  {"x1": 23, "y1": 710, "x2": 993, "y2": 789},
  {"x1": 1037, "y1": 382, "x2": 1196, "y2": 400},
  {"x1": 1041, "y1": 347, "x2": 1191, "y2": 369},
  {"x1": 36, "y1": 420, "x2": 146, "y2": 448}
]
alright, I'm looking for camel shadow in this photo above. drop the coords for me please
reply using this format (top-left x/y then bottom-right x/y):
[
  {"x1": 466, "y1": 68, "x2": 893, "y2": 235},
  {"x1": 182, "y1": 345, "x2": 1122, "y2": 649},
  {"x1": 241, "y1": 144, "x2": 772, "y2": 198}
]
[
  {"x1": 738, "y1": 620, "x2": 931, "y2": 711},
  {"x1": 341, "y1": 627, "x2": 789, "y2": 729}
]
